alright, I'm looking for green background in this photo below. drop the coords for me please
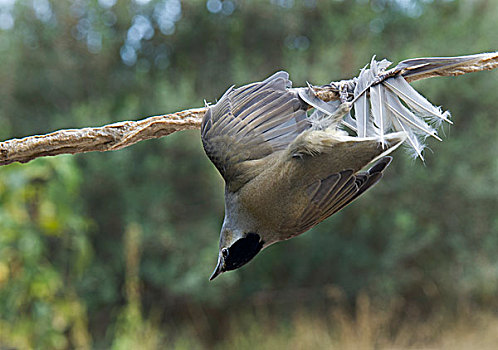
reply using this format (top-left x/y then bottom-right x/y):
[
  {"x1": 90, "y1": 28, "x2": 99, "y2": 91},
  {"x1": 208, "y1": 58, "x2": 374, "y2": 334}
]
[{"x1": 0, "y1": 0, "x2": 497, "y2": 348}]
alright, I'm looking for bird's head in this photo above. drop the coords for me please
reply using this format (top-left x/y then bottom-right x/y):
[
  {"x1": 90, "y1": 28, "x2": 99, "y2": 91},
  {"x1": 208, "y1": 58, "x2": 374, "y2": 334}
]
[{"x1": 209, "y1": 229, "x2": 264, "y2": 281}]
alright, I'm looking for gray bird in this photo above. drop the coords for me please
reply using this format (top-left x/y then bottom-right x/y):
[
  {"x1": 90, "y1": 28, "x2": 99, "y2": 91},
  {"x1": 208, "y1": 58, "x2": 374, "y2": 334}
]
[
  {"x1": 202, "y1": 54, "x2": 487, "y2": 280},
  {"x1": 201, "y1": 71, "x2": 406, "y2": 280}
]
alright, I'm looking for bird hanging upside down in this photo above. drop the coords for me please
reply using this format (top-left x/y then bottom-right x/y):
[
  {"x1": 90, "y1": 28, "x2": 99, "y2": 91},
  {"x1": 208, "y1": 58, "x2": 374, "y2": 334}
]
[{"x1": 201, "y1": 54, "x2": 484, "y2": 280}]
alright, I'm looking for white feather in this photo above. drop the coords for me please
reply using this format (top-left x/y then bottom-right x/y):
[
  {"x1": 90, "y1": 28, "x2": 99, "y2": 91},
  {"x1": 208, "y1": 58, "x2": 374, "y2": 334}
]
[
  {"x1": 384, "y1": 90, "x2": 442, "y2": 141},
  {"x1": 392, "y1": 117, "x2": 425, "y2": 160},
  {"x1": 353, "y1": 66, "x2": 371, "y2": 137},
  {"x1": 343, "y1": 112, "x2": 358, "y2": 133},
  {"x1": 370, "y1": 84, "x2": 386, "y2": 143},
  {"x1": 300, "y1": 56, "x2": 453, "y2": 160},
  {"x1": 382, "y1": 77, "x2": 452, "y2": 124}
]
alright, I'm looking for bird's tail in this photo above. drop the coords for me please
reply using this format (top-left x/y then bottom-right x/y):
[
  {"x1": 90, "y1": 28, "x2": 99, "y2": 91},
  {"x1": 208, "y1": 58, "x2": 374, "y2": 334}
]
[
  {"x1": 350, "y1": 56, "x2": 454, "y2": 160},
  {"x1": 298, "y1": 54, "x2": 498, "y2": 160}
]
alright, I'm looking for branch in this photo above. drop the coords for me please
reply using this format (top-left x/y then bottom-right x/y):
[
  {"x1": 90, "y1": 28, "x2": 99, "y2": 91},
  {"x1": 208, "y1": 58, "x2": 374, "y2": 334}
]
[
  {"x1": 1, "y1": 52, "x2": 497, "y2": 167},
  {"x1": 0, "y1": 108, "x2": 205, "y2": 166},
  {"x1": 399, "y1": 51, "x2": 498, "y2": 82}
]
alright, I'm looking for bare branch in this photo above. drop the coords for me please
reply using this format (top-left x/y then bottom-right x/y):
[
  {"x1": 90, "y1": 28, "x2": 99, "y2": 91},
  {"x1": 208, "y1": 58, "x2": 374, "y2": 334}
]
[
  {"x1": 1, "y1": 52, "x2": 497, "y2": 167},
  {"x1": 0, "y1": 108, "x2": 205, "y2": 166}
]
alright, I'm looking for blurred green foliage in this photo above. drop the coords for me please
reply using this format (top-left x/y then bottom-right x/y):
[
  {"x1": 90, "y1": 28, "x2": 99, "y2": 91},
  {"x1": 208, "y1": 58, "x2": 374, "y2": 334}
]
[{"x1": 0, "y1": 0, "x2": 497, "y2": 348}]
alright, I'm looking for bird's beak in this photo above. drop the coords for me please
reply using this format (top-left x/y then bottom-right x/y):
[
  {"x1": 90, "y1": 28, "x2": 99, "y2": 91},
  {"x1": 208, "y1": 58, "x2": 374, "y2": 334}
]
[{"x1": 209, "y1": 255, "x2": 224, "y2": 281}]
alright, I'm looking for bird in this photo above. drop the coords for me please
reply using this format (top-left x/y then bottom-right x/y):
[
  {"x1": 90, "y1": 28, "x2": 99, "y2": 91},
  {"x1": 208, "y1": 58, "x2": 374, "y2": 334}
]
[
  {"x1": 202, "y1": 55, "x2": 459, "y2": 280},
  {"x1": 201, "y1": 71, "x2": 407, "y2": 280}
]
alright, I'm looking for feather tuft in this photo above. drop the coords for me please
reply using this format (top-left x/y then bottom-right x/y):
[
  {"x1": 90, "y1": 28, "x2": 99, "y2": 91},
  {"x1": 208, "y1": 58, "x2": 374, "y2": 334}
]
[
  {"x1": 298, "y1": 56, "x2": 453, "y2": 160},
  {"x1": 348, "y1": 57, "x2": 452, "y2": 160}
]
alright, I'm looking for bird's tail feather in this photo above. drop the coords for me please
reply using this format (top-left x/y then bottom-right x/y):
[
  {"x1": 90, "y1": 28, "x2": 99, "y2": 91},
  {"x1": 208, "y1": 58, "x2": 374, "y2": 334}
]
[
  {"x1": 352, "y1": 57, "x2": 451, "y2": 159},
  {"x1": 301, "y1": 56, "x2": 456, "y2": 160}
]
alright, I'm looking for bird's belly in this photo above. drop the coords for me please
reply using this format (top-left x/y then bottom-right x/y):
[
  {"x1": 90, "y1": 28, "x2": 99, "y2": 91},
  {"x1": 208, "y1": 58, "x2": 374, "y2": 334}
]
[
  {"x1": 238, "y1": 160, "x2": 311, "y2": 235},
  {"x1": 237, "y1": 150, "x2": 360, "y2": 239}
]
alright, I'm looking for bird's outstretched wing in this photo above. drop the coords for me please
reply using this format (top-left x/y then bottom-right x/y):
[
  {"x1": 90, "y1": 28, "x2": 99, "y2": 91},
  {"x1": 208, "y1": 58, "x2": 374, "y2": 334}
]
[
  {"x1": 285, "y1": 156, "x2": 392, "y2": 235},
  {"x1": 201, "y1": 72, "x2": 309, "y2": 189}
]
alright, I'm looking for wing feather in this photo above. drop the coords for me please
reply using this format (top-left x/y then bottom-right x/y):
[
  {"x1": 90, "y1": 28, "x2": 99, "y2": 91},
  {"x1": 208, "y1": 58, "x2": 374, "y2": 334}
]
[
  {"x1": 353, "y1": 65, "x2": 377, "y2": 137},
  {"x1": 383, "y1": 77, "x2": 451, "y2": 124},
  {"x1": 284, "y1": 157, "x2": 392, "y2": 235},
  {"x1": 201, "y1": 71, "x2": 309, "y2": 188}
]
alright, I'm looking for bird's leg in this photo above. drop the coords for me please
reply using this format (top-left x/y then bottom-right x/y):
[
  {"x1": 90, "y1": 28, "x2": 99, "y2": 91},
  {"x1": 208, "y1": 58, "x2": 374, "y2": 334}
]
[
  {"x1": 290, "y1": 83, "x2": 354, "y2": 158},
  {"x1": 327, "y1": 101, "x2": 351, "y2": 126},
  {"x1": 339, "y1": 81, "x2": 350, "y2": 104},
  {"x1": 324, "y1": 81, "x2": 352, "y2": 129}
]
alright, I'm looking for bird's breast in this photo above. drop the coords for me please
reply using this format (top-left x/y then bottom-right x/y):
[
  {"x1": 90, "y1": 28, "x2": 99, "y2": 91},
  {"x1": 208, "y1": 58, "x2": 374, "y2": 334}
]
[{"x1": 237, "y1": 156, "x2": 313, "y2": 236}]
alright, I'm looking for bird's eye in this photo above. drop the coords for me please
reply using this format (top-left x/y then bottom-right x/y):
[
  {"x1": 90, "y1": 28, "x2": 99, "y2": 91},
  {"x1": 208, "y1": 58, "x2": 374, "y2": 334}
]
[{"x1": 221, "y1": 248, "x2": 229, "y2": 257}]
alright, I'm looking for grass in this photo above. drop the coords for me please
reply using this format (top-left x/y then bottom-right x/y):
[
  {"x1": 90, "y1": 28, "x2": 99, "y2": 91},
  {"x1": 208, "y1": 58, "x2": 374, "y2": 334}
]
[{"x1": 216, "y1": 297, "x2": 498, "y2": 350}]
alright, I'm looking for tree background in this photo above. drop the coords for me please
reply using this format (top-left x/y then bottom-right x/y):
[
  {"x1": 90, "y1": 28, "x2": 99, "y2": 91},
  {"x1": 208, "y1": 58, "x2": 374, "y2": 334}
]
[{"x1": 0, "y1": 0, "x2": 497, "y2": 348}]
